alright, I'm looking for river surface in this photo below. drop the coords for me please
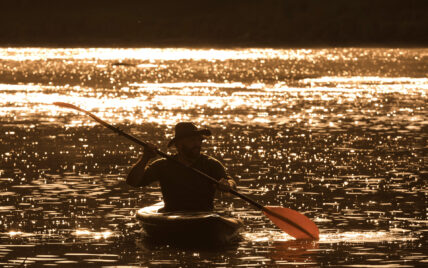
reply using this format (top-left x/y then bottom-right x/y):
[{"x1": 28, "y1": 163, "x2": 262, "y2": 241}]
[{"x1": 0, "y1": 48, "x2": 427, "y2": 267}]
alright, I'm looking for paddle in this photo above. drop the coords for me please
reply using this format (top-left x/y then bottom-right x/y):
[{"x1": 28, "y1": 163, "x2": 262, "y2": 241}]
[{"x1": 53, "y1": 102, "x2": 319, "y2": 240}]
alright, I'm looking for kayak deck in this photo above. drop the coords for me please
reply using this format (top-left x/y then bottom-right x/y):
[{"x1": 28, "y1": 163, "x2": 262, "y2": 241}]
[{"x1": 136, "y1": 202, "x2": 243, "y2": 245}]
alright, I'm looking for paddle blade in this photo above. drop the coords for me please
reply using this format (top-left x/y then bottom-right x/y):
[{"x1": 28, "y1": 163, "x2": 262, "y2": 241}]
[{"x1": 263, "y1": 206, "x2": 319, "y2": 240}]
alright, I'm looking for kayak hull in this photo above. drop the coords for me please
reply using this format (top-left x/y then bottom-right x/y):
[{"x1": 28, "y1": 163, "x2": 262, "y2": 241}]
[{"x1": 136, "y1": 203, "x2": 243, "y2": 245}]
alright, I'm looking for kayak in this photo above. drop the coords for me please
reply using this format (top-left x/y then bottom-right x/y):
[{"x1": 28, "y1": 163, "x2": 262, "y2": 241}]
[{"x1": 136, "y1": 202, "x2": 243, "y2": 245}]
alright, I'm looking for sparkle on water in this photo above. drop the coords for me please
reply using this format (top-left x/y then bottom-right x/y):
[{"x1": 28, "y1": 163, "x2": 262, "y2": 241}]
[{"x1": 0, "y1": 47, "x2": 426, "y2": 267}]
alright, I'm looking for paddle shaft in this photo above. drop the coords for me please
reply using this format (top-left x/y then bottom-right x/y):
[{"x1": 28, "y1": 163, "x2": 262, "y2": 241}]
[
  {"x1": 78, "y1": 106, "x2": 263, "y2": 201},
  {"x1": 59, "y1": 103, "x2": 266, "y2": 205},
  {"x1": 54, "y1": 102, "x2": 316, "y2": 239}
]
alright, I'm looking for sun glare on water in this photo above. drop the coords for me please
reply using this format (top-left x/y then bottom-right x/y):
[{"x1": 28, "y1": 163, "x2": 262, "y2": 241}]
[{"x1": 74, "y1": 229, "x2": 113, "y2": 239}]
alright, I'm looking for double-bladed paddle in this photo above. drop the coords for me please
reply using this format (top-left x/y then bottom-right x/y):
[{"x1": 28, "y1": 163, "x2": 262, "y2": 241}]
[{"x1": 53, "y1": 102, "x2": 319, "y2": 240}]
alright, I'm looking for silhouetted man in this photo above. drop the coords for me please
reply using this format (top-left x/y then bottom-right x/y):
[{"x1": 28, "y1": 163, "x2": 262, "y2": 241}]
[{"x1": 127, "y1": 122, "x2": 236, "y2": 212}]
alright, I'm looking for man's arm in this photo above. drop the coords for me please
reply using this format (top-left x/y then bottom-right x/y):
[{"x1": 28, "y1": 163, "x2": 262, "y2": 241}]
[
  {"x1": 126, "y1": 144, "x2": 157, "y2": 187},
  {"x1": 209, "y1": 157, "x2": 237, "y2": 192}
]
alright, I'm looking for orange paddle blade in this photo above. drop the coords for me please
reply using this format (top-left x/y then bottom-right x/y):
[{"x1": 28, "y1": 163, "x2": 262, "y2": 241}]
[{"x1": 263, "y1": 206, "x2": 319, "y2": 240}]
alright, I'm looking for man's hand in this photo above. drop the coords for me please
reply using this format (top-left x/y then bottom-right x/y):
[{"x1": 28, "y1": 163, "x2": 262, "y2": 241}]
[{"x1": 217, "y1": 178, "x2": 237, "y2": 192}]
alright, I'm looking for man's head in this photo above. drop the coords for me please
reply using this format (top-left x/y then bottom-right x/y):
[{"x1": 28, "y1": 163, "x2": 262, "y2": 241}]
[{"x1": 168, "y1": 122, "x2": 211, "y2": 159}]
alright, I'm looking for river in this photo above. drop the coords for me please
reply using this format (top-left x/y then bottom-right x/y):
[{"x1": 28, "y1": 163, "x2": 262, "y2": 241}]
[{"x1": 0, "y1": 48, "x2": 427, "y2": 266}]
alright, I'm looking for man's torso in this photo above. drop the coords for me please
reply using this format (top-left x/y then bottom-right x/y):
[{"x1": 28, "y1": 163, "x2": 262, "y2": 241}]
[{"x1": 142, "y1": 154, "x2": 227, "y2": 212}]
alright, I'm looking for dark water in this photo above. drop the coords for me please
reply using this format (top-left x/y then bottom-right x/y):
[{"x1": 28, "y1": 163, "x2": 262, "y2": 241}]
[{"x1": 0, "y1": 48, "x2": 427, "y2": 267}]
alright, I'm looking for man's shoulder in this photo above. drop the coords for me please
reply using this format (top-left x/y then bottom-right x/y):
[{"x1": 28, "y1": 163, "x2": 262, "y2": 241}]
[
  {"x1": 200, "y1": 154, "x2": 224, "y2": 167},
  {"x1": 148, "y1": 157, "x2": 170, "y2": 168},
  {"x1": 198, "y1": 154, "x2": 228, "y2": 179}
]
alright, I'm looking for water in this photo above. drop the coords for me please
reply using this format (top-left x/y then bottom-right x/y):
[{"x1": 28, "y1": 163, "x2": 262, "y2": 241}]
[{"x1": 0, "y1": 48, "x2": 427, "y2": 267}]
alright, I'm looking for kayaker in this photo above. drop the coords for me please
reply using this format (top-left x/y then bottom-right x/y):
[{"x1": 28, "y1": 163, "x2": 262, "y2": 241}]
[{"x1": 127, "y1": 122, "x2": 237, "y2": 212}]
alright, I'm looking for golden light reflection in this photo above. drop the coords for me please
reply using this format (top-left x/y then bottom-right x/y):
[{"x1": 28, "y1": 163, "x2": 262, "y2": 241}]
[
  {"x1": 1, "y1": 47, "x2": 427, "y2": 129},
  {"x1": 129, "y1": 82, "x2": 246, "y2": 89},
  {"x1": 74, "y1": 229, "x2": 113, "y2": 239},
  {"x1": 8, "y1": 231, "x2": 23, "y2": 237},
  {"x1": 245, "y1": 230, "x2": 416, "y2": 244},
  {"x1": 0, "y1": 48, "x2": 316, "y2": 61},
  {"x1": 319, "y1": 231, "x2": 417, "y2": 243},
  {"x1": 304, "y1": 76, "x2": 428, "y2": 85},
  {"x1": 3, "y1": 75, "x2": 424, "y2": 127},
  {"x1": 244, "y1": 230, "x2": 295, "y2": 242}
]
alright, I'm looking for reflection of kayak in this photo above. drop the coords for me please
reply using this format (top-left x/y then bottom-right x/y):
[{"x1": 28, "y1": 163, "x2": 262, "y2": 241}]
[{"x1": 136, "y1": 202, "x2": 243, "y2": 245}]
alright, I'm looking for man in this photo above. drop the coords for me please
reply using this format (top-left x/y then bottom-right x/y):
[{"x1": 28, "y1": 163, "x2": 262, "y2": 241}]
[{"x1": 127, "y1": 122, "x2": 237, "y2": 212}]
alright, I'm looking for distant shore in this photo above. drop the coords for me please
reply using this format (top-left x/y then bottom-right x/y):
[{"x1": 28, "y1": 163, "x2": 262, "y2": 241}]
[{"x1": 1, "y1": 0, "x2": 427, "y2": 47}]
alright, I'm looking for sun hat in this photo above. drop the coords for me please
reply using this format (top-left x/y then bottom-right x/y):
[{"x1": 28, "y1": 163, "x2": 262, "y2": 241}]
[{"x1": 167, "y1": 122, "x2": 211, "y2": 147}]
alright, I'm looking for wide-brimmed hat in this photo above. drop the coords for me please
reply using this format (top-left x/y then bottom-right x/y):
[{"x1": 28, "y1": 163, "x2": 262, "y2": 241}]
[{"x1": 167, "y1": 122, "x2": 211, "y2": 147}]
